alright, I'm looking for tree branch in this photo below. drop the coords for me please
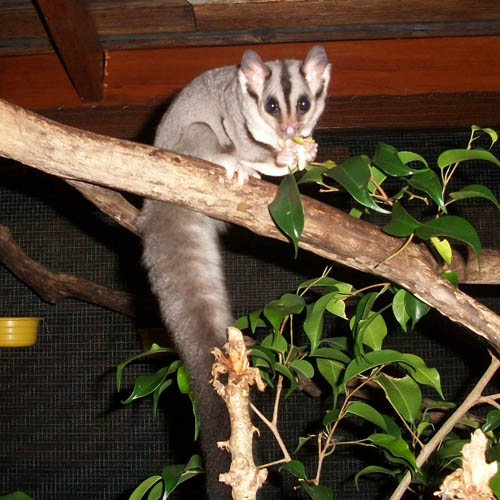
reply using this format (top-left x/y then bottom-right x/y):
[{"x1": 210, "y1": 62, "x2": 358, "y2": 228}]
[
  {"x1": 0, "y1": 224, "x2": 135, "y2": 316},
  {"x1": 1, "y1": 97, "x2": 500, "y2": 350}
]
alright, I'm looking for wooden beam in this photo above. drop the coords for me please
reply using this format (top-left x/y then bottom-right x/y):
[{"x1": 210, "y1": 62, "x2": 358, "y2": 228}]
[
  {"x1": 192, "y1": 0, "x2": 500, "y2": 31},
  {"x1": 1, "y1": 0, "x2": 500, "y2": 56},
  {"x1": 2, "y1": 38, "x2": 499, "y2": 110},
  {"x1": 34, "y1": 0, "x2": 104, "y2": 102}
]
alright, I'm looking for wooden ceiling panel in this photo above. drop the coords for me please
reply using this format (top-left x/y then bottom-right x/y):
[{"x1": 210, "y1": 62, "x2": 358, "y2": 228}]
[
  {"x1": 1, "y1": 1, "x2": 46, "y2": 39},
  {"x1": 2, "y1": 38, "x2": 500, "y2": 109},
  {"x1": 193, "y1": 0, "x2": 500, "y2": 31},
  {"x1": 1, "y1": 0, "x2": 500, "y2": 57},
  {"x1": 89, "y1": 0, "x2": 195, "y2": 35}
]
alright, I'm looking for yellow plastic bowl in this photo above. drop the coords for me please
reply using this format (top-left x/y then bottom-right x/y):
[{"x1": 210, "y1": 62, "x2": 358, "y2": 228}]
[{"x1": 0, "y1": 317, "x2": 43, "y2": 347}]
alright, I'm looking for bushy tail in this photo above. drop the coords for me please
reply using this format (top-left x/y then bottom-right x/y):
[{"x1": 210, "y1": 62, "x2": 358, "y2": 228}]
[{"x1": 137, "y1": 199, "x2": 233, "y2": 500}]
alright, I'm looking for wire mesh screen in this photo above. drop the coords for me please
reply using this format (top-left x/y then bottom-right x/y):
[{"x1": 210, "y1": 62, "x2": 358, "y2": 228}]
[{"x1": 0, "y1": 129, "x2": 499, "y2": 500}]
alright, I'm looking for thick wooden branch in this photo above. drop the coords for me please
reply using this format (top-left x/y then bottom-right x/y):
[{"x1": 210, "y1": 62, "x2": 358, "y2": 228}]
[
  {"x1": 0, "y1": 97, "x2": 500, "y2": 350},
  {"x1": 0, "y1": 224, "x2": 135, "y2": 316}
]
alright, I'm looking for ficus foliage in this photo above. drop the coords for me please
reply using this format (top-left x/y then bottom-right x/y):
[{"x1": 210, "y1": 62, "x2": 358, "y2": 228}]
[{"x1": 114, "y1": 126, "x2": 500, "y2": 500}]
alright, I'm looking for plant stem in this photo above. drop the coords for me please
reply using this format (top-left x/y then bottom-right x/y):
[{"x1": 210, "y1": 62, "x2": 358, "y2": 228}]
[
  {"x1": 389, "y1": 351, "x2": 500, "y2": 500},
  {"x1": 376, "y1": 234, "x2": 414, "y2": 268},
  {"x1": 250, "y1": 399, "x2": 291, "y2": 466},
  {"x1": 313, "y1": 375, "x2": 375, "y2": 484}
]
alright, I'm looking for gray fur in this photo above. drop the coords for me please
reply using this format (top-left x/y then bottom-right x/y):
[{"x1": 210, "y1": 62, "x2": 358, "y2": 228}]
[{"x1": 136, "y1": 46, "x2": 330, "y2": 500}]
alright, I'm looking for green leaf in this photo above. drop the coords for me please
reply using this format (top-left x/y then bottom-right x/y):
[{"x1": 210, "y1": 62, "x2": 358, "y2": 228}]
[
  {"x1": 407, "y1": 169, "x2": 446, "y2": 213},
  {"x1": 116, "y1": 343, "x2": 175, "y2": 391},
  {"x1": 415, "y1": 215, "x2": 482, "y2": 259},
  {"x1": 275, "y1": 362, "x2": 298, "y2": 398},
  {"x1": 153, "y1": 379, "x2": 173, "y2": 417},
  {"x1": 386, "y1": 204, "x2": 482, "y2": 260},
  {"x1": 343, "y1": 349, "x2": 407, "y2": 384},
  {"x1": 261, "y1": 333, "x2": 288, "y2": 353},
  {"x1": 297, "y1": 276, "x2": 352, "y2": 293},
  {"x1": 298, "y1": 165, "x2": 330, "y2": 184},
  {"x1": 263, "y1": 293, "x2": 305, "y2": 333},
  {"x1": 122, "y1": 366, "x2": 170, "y2": 405},
  {"x1": 310, "y1": 347, "x2": 351, "y2": 364},
  {"x1": 128, "y1": 476, "x2": 162, "y2": 500},
  {"x1": 403, "y1": 291, "x2": 430, "y2": 329},
  {"x1": 372, "y1": 142, "x2": 414, "y2": 176},
  {"x1": 450, "y1": 184, "x2": 500, "y2": 210},
  {"x1": 249, "y1": 309, "x2": 264, "y2": 332},
  {"x1": 368, "y1": 165, "x2": 387, "y2": 193},
  {"x1": 345, "y1": 401, "x2": 392, "y2": 433},
  {"x1": 374, "y1": 373, "x2": 422, "y2": 425},
  {"x1": 400, "y1": 353, "x2": 444, "y2": 399},
  {"x1": 351, "y1": 292, "x2": 379, "y2": 356},
  {"x1": 488, "y1": 444, "x2": 500, "y2": 463},
  {"x1": 321, "y1": 336, "x2": 349, "y2": 351},
  {"x1": 317, "y1": 358, "x2": 344, "y2": 404},
  {"x1": 162, "y1": 464, "x2": 186, "y2": 497},
  {"x1": 383, "y1": 203, "x2": 420, "y2": 237},
  {"x1": 354, "y1": 465, "x2": 400, "y2": 490},
  {"x1": 431, "y1": 236, "x2": 453, "y2": 264},
  {"x1": 0, "y1": 494, "x2": 34, "y2": 500},
  {"x1": 349, "y1": 206, "x2": 365, "y2": 218},
  {"x1": 382, "y1": 415, "x2": 403, "y2": 438},
  {"x1": 176, "y1": 455, "x2": 204, "y2": 488},
  {"x1": 323, "y1": 408, "x2": 341, "y2": 427},
  {"x1": 159, "y1": 456, "x2": 203, "y2": 499},
  {"x1": 250, "y1": 345, "x2": 276, "y2": 370},
  {"x1": 438, "y1": 148, "x2": 500, "y2": 169},
  {"x1": 280, "y1": 460, "x2": 307, "y2": 480},
  {"x1": 325, "y1": 298, "x2": 348, "y2": 319},
  {"x1": 294, "y1": 435, "x2": 316, "y2": 454},
  {"x1": 442, "y1": 269, "x2": 459, "y2": 286},
  {"x1": 358, "y1": 312, "x2": 387, "y2": 351},
  {"x1": 303, "y1": 294, "x2": 332, "y2": 353},
  {"x1": 471, "y1": 125, "x2": 498, "y2": 147},
  {"x1": 176, "y1": 364, "x2": 191, "y2": 394},
  {"x1": 392, "y1": 289, "x2": 410, "y2": 333},
  {"x1": 366, "y1": 433, "x2": 417, "y2": 468},
  {"x1": 269, "y1": 173, "x2": 304, "y2": 257},
  {"x1": 234, "y1": 310, "x2": 266, "y2": 333},
  {"x1": 483, "y1": 409, "x2": 500, "y2": 432},
  {"x1": 398, "y1": 151, "x2": 429, "y2": 169},
  {"x1": 325, "y1": 155, "x2": 390, "y2": 213},
  {"x1": 436, "y1": 437, "x2": 466, "y2": 462},
  {"x1": 490, "y1": 466, "x2": 500, "y2": 500},
  {"x1": 302, "y1": 483, "x2": 334, "y2": 500},
  {"x1": 177, "y1": 365, "x2": 199, "y2": 440},
  {"x1": 146, "y1": 482, "x2": 163, "y2": 500},
  {"x1": 290, "y1": 359, "x2": 315, "y2": 379}
]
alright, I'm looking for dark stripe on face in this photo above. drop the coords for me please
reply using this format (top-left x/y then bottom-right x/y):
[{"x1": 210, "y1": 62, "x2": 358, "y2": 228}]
[{"x1": 280, "y1": 61, "x2": 292, "y2": 115}]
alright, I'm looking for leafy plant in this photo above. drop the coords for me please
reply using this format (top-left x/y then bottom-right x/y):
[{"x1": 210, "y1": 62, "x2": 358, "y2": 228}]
[
  {"x1": 128, "y1": 455, "x2": 203, "y2": 500},
  {"x1": 273, "y1": 126, "x2": 500, "y2": 279},
  {"x1": 119, "y1": 127, "x2": 500, "y2": 499},
  {"x1": 235, "y1": 269, "x2": 440, "y2": 498},
  {"x1": 249, "y1": 126, "x2": 500, "y2": 498}
]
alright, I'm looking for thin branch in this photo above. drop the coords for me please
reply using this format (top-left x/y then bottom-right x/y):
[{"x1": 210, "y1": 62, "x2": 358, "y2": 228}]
[
  {"x1": 389, "y1": 352, "x2": 500, "y2": 500},
  {"x1": 250, "y1": 400, "x2": 292, "y2": 466},
  {"x1": 0, "y1": 224, "x2": 135, "y2": 316}
]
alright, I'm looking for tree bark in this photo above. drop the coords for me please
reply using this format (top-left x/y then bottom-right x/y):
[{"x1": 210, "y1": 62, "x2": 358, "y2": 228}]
[
  {"x1": 0, "y1": 224, "x2": 135, "y2": 316},
  {"x1": 1, "y1": 97, "x2": 500, "y2": 350}
]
